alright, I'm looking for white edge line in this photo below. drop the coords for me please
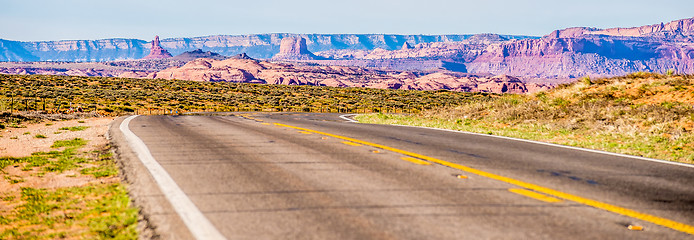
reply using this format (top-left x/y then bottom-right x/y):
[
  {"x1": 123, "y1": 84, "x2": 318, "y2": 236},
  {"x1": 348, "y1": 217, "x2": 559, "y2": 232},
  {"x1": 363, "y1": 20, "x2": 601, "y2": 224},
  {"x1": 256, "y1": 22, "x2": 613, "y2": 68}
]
[
  {"x1": 339, "y1": 114, "x2": 359, "y2": 123},
  {"x1": 391, "y1": 123, "x2": 694, "y2": 168},
  {"x1": 349, "y1": 114, "x2": 694, "y2": 169},
  {"x1": 119, "y1": 115, "x2": 227, "y2": 240}
]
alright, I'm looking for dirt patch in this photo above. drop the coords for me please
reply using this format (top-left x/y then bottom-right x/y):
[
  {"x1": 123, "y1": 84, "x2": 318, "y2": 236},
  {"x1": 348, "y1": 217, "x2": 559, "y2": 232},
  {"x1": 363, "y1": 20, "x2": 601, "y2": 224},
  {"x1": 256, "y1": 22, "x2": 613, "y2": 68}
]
[
  {"x1": 0, "y1": 117, "x2": 114, "y2": 158},
  {"x1": 0, "y1": 117, "x2": 118, "y2": 193},
  {"x1": 0, "y1": 166, "x2": 118, "y2": 194},
  {"x1": 0, "y1": 116, "x2": 137, "y2": 239}
]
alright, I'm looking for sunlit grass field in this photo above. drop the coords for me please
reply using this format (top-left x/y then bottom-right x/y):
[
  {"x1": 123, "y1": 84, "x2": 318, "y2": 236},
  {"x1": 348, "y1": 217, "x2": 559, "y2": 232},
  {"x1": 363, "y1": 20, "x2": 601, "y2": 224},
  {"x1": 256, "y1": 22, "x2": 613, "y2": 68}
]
[
  {"x1": 0, "y1": 138, "x2": 137, "y2": 239},
  {"x1": 0, "y1": 74, "x2": 490, "y2": 116},
  {"x1": 357, "y1": 73, "x2": 694, "y2": 164}
]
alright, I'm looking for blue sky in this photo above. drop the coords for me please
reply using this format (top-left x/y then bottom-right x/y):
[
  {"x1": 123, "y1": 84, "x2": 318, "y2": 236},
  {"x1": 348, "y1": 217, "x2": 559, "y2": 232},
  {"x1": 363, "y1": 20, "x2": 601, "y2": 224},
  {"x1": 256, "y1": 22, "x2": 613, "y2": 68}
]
[{"x1": 1, "y1": 0, "x2": 693, "y2": 41}]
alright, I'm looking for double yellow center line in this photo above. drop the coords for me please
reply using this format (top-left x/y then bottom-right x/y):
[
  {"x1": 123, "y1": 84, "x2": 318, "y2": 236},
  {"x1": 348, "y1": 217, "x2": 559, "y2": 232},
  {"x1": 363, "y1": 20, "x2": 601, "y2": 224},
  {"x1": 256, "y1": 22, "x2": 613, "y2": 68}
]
[{"x1": 274, "y1": 122, "x2": 694, "y2": 235}]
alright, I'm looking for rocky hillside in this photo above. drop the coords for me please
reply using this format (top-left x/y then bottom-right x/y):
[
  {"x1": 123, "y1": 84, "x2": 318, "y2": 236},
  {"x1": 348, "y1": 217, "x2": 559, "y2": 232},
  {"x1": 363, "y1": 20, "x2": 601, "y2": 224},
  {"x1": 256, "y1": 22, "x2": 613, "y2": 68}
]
[
  {"x1": 326, "y1": 17, "x2": 694, "y2": 78},
  {"x1": 148, "y1": 58, "x2": 548, "y2": 94},
  {"x1": 2, "y1": 17, "x2": 692, "y2": 79},
  {"x1": 466, "y1": 18, "x2": 694, "y2": 78},
  {"x1": 0, "y1": 34, "x2": 534, "y2": 62}
]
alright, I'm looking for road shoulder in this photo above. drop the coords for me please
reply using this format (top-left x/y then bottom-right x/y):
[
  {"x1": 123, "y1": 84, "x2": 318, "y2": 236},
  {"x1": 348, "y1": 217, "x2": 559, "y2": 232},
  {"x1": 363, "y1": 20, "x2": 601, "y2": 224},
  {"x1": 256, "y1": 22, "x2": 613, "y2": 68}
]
[{"x1": 108, "y1": 115, "x2": 195, "y2": 240}]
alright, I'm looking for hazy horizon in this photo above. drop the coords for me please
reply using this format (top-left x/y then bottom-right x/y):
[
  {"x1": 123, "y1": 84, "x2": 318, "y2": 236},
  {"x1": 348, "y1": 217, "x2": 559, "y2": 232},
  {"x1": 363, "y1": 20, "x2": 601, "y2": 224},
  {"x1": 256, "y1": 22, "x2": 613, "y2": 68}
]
[
  {"x1": 1, "y1": 0, "x2": 693, "y2": 41},
  {"x1": 1, "y1": 33, "x2": 541, "y2": 43}
]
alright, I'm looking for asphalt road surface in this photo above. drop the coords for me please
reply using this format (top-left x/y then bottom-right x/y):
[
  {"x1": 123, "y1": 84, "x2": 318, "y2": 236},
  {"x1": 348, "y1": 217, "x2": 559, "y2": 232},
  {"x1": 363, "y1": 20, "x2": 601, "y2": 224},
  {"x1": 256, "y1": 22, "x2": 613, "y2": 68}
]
[{"x1": 109, "y1": 112, "x2": 694, "y2": 239}]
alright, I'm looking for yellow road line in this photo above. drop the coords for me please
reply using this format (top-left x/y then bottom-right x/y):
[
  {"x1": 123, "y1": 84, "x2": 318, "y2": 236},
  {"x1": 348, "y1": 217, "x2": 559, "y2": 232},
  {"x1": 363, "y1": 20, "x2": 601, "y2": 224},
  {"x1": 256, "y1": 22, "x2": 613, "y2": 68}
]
[
  {"x1": 342, "y1": 141, "x2": 363, "y2": 147},
  {"x1": 273, "y1": 123, "x2": 694, "y2": 235},
  {"x1": 400, "y1": 157, "x2": 431, "y2": 165},
  {"x1": 509, "y1": 188, "x2": 562, "y2": 203}
]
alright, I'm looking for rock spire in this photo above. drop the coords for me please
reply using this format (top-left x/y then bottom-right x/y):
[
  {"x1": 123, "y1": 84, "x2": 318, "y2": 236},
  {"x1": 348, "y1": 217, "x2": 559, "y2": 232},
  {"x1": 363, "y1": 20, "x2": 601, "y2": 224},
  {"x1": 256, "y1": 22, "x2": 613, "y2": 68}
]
[{"x1": 143, "y1": 35, "x2": 173, "y2": 59}]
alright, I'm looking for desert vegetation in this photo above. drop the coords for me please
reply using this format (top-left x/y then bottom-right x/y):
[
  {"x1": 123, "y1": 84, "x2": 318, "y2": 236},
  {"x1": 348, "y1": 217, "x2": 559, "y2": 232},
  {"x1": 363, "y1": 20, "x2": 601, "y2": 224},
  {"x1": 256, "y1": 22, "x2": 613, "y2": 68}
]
[
  {"x1": 0, "y1": 73, "x2": 490, "y2": 239},
  {"x1": 0, "y1": 74, "x2": 489, "y2": 116},
  {"x1": 1, "y1": 116, "x2": 137, "y2": 239},
  {"x1": 357, "y1": 73, "x2": 694, "y2": 163},
  {"x1": 0, "y1": 138, "x2": 137, "y2": 239},
  {"x1": 3, "y1": 73, "x2": 692, "y2": 163}
]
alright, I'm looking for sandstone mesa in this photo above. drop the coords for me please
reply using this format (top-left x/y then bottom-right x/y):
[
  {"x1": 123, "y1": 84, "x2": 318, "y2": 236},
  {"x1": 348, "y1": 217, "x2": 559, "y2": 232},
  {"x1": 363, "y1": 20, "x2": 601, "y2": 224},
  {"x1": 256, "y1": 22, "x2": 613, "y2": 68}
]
[{"x1": 272, "y1": 37, "x2": 323, "y2": 60}]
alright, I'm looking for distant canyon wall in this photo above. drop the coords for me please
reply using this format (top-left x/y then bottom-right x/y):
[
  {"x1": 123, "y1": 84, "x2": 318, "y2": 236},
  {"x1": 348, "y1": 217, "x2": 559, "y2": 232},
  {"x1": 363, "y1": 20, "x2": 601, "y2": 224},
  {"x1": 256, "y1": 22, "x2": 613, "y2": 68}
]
[
  {"x1": 467, "y1": 36, "x2": 694, "y2": 78},
  {"x1": 315, "y1": 18, "x2": 694, "y2": 78},
  {"x1": 1, "y1": 38, "x2": 149, "y2": 62},
  {"x1": 0, "y1": 34, "x2": 535, "y2": 62},
  {"x1": 1, "y1": 17, "x2": 692, "y2": 79}
]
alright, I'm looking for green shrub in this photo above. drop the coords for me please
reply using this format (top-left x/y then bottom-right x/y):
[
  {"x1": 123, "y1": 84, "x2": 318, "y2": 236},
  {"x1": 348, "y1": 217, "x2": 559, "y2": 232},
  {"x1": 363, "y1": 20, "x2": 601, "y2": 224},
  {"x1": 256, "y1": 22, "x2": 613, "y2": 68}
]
[
  {"x1": 51, "y1": 138, "x2": 87, "y2": 148},
  {"x1": 59, "y1": 126, "x2": 89, "y2": 131}
]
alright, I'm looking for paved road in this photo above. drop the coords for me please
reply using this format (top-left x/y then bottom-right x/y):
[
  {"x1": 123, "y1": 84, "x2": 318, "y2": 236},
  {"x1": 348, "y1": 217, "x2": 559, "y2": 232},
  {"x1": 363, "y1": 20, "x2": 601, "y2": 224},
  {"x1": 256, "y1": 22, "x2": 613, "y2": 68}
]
[{"x1": 109, "y1": 113, "x2": 694, "y2": 239}]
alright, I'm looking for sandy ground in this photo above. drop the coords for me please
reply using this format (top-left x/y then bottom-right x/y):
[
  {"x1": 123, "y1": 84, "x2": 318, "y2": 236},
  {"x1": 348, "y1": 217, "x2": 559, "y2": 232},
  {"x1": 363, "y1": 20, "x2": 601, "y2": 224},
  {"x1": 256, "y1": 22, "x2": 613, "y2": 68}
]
[
  {"x1": 0, "y1": 117, "x2": 117, "y2": 193},
  {"x1": 0, "y1": 117, "x2": 114, "y2": 157},
  {"x1": 0, "y1": 116, "x2": 125, "y2": 237}
]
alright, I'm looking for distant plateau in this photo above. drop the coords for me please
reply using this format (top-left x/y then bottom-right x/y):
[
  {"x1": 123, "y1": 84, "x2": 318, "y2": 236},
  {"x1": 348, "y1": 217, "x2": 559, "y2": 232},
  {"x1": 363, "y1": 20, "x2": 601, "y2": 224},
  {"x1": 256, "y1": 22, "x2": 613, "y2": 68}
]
[{"x1": 1, "y1": 17, "x2": 693, "y2": 93}]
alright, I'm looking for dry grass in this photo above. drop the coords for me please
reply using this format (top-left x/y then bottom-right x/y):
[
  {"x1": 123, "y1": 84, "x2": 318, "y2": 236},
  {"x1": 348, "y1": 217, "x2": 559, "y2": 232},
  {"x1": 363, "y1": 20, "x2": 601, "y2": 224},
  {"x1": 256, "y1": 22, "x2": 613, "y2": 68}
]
[
  {"x1": 357, "y1": 73, "x2": 694, "y2": 164},
  {"x1": 1, "y1": 74, "x2": 490, "y2": 115},
  {"x1": 0, "y1": 118, "x2": 137, "y2": 239}
]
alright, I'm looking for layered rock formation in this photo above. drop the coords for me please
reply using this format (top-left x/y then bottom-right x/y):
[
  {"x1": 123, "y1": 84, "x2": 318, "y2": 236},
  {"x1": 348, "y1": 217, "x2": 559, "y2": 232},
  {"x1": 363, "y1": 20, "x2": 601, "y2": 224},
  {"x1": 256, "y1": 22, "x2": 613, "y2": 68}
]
[
  {"x1": 463, "y1": 18, "x2": 694, "y2": 78},
  {"x1": 142, "y1": 36, "x2": 173, "y2": 59},
  {"x1": 547, "y1": 17, "x2": 694, "y2": 38},
  {"x1": 314, "y1": 33, "x2": 511, "y2": 62},
  {"x1": 465, "y1": 37, "x2": 694, "y2": 78},
  {"x1": 368, "y1": 72, "x2": 537, "y2": 93},
  {"x1": 313, "y1": 17, "x2": 694, "y2": 78},
  {"x1": 0, "y1": 50, "x2": 254, "y2": 77},
  {"x1": 2, "y1": 18, "x2": 692, "y2": 80},
  {"x1": 0, "y1": 39, "x2": 39, "y2": 61},
  {"x1": 151, "y1": 58, "x2": 261, "y2": 82},
  {"x1": 147, "y1": 58, "x2": 546, "y2": 93},
  {"x1": 0, "y1": 38, "x2": 148, "y2": 62},
  {"x1": 0, "y1": 61, "x2": 151, "y2": 78},
  {"x1": 2, "y1": 34, "x2": 520, "y2": 61},
  {"x1": 171, "y1": 49, "x2": 229, "y2": 61},
  {"x1": 272, "y1": 37, "x2": 322, "y2": 60}
]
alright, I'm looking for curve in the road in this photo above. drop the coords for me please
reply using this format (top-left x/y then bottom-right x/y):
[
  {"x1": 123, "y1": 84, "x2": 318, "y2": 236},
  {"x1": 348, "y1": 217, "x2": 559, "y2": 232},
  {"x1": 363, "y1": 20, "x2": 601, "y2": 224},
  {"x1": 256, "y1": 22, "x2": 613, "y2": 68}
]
[
  {"x1": 274, "y1": 122, "x2": 694, "y2": 235},
  {"x1": 116, "y1": 113, "x2": 694, "y2": 238},
  {"x1": 388, "y1": 123, "x2": 694, "y2": 169}
]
